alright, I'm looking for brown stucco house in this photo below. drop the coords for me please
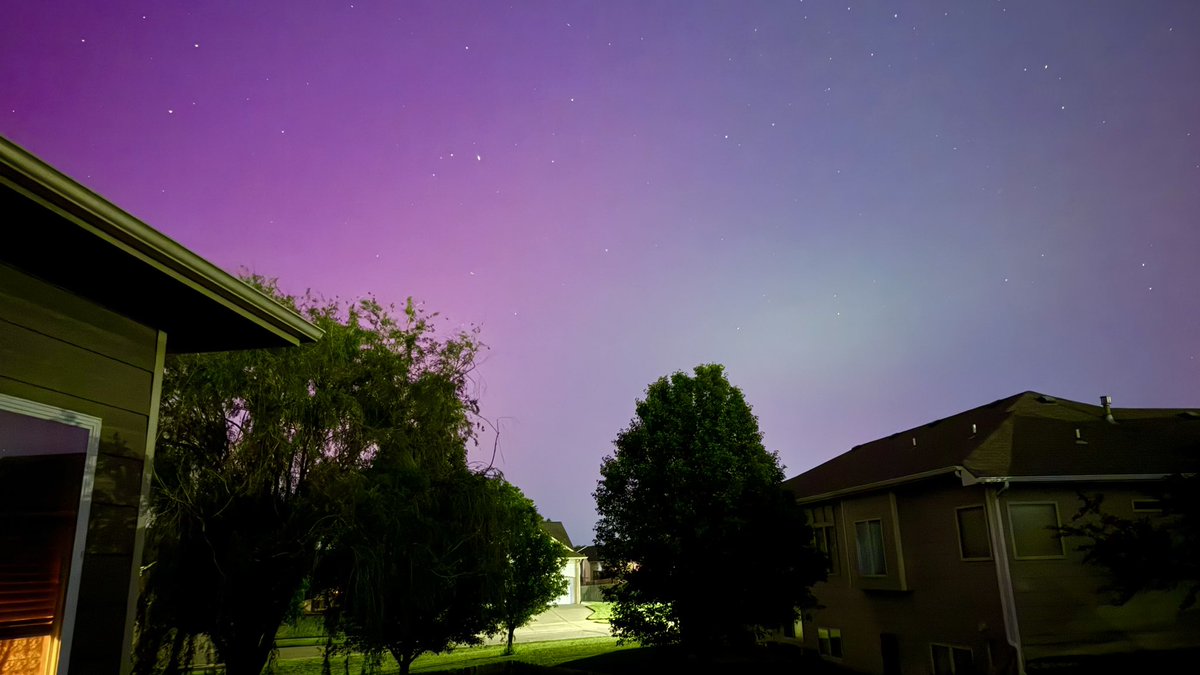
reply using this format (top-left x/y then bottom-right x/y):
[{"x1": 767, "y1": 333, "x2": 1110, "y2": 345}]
[
  {"x1": 783, "y1": 391, "x2": 1200, "y2": 675},
  {"x1": 0, "y1": 136, "x2": 321, "y2": 674}
]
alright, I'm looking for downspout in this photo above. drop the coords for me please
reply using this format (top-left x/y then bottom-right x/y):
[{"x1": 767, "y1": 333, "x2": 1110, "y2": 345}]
[{"x1": 985, "y1": 482, "x2": 1025, "y2": 675}]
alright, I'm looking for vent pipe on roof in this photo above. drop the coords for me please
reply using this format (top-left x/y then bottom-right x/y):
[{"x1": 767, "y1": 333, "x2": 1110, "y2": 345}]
[{"x1": 1100, "y1": 395, "x2": 1116, "y2": 424}]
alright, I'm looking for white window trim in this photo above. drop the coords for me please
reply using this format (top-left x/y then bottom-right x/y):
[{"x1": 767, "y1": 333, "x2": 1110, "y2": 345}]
[
  {"x1": 954, "y1": 504, "x2": 993, "y2": 561},
  {"x1": 853, "y1": 517, "x2": 888, "y2": 577},
  {"x1": 1007, "y1": 500, "x2": 1066, "y2": 560},
  {"x1": 929, "y1": 642, "x2": 974, "y2": 675},
  {"x1": 0, "y1": 392, "x2": 103, "y2": 675}
]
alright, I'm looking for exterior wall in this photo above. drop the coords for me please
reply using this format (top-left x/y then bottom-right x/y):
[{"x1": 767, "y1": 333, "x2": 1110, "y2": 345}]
[
  {"x1": 0, "y1": 262, "x2": 162, "y2": 675},
  {"x1": 554, "y1": 556, "x2": 585, "y2": 605},
  {"x1": 802, "y1": 477, "x2": 1007, "y2": 675},
  {"x1": 997, "y1": 483, "x2": 1200, "y2": 666}
]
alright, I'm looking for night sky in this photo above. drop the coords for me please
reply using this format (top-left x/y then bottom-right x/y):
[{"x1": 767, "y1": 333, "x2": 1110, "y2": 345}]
[{"x1": 4, "y1": 1, "x2": 1198, "y2": 543}]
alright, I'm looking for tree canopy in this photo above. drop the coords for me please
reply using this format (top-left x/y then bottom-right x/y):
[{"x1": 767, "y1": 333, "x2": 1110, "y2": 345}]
[
  {"x1": 1061, "y1": 474, "x2": 1199, "y2": 609},
  {"x1": 134, "y1": 280, "x2": 482, "y2": 675},
  {"x1": 492, "y1": 484, "x2": 568, "y2": 655},
  {"x1": 593, "y1": 364, "x2": 826, "y2": 651}
]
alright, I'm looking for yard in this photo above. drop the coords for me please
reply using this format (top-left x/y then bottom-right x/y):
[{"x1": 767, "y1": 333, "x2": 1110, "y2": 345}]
[{"x1": 253, "y1": 637, "x2": 635, "y2": 674}]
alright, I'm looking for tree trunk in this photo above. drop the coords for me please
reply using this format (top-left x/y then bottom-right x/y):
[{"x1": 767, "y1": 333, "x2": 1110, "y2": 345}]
[
  {"x1": 218, "y1": 633, "x2": 275, "y2": 675},
  {"x1": 505, "y1": 625, "x2": 516, "y2": 655},
  {"x1": 392, "y1": 648, "x2": 418, "y2": 675}
]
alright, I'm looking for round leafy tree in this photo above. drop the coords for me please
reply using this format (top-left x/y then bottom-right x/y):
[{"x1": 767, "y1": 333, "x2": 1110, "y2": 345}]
[{"x1": 593, "y1": 364, "x2": 826, "y2": 651}]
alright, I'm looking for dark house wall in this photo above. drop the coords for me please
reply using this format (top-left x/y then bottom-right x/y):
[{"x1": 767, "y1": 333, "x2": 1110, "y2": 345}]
[{"x1": 1, "y1": 261, "x2": 161, "y2": 674}]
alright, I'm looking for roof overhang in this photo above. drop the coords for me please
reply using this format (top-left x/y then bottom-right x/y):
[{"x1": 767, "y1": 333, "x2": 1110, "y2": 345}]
[
  {"x1": 791, "y1": 466, "x2": 1191, "y2": 504},
  {"x1": 959, "y1": 470, "x2": 1189, "y2": 485},
  {"x1": 0, "y1": 136, "x2": 322, "y2": 352},
  {"x1": 791, "y1": 466, "x2": 963, "y2": 504}
]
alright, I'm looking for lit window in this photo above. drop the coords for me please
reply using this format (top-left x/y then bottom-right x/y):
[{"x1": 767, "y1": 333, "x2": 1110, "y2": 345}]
[
  {"x1": 854, "y1": 519, "x2": 886, "y2": 576},
  {"x1": 1009, "y1": 503, "x2": 1064, "y2": 558},
  {"x1": 931, "y1": 643, "x2": 974, "y2": 674},
  {"x1": 818, "y1": 627, "x2": 843, "y2": 658},
  {"x1": 807, "y1": 505, "x2": 840, "y2": 574},
  {"x1": 956, "y1": 505, "x2": 991, "y2": 560}
]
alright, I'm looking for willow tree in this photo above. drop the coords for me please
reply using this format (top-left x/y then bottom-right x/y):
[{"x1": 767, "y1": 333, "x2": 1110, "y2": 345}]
[
  {"x1": 593, "y1": 364, "x2": 826, "y2": 652},
  {"x1": 134, "y1": 279, "x2": 481, "y2": 675}
]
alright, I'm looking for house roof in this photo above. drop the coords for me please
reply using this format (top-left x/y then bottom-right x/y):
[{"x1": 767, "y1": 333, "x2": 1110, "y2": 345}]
[
  {"x1": 540, "y1": 520, "x2": 586, "y2": 557},
  {"x1": 0, "y1": 136, "x2": 322, "y2": 352},
  {"x1": 784, "y1": 391, "x2": 1200, "y2": 500}
]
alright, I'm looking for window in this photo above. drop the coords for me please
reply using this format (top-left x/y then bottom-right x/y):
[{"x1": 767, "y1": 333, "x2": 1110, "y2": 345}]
[
  {"x1": 0, "y1": 395, "x2": 101, "y2": 675},
  {"x1": 854, "y1": 519, "x2": 886, "y2": 576},
  {"x1": 807, "y1": 505, "x2": 840, "y2": 574},
  {"x1": 818, "y1": 627, "x2": 843, "y2": 658},
  {"x1": 1132, "y1": 499, "x2": 1163, "y2": 513},
  {"x1": 931, "y1": 643, "x2": 974, "y2": 674},
  {"x1": 1008, "y1": 502, "x2": 1064, "y2": 558},
  {"x1": 956, "y1": 505, "x2": 991, "y2": 560}
]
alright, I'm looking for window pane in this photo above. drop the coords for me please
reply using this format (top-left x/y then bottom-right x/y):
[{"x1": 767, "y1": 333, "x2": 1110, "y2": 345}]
[
  {"x1": 952, "y1": 646, "x2": 975, "y2": 674},
  {"x1": 855, "y1": 520, "x2": 886, "y2": 575},
  {"x1": 1010, "y1": 503, "x2": 1063, "y2": 557},
  {"x1": 931, "y1": 644, "x2": 952, "y2": 675},
  {"x1": 0, "y1": 408, "x2": 90, "y2": 674},
  {"x1": 829, "y1": 629, "x2": 842, "y2": 658},
  {"x1": 957, "y1": 506, "x2": 991, "y2": 559},
  {"x1": 818, "y1": 628, "x2": 830, "y2": 656}
]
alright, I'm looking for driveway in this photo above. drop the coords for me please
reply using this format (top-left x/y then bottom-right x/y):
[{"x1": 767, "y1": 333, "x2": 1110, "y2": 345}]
[
  {"x1": 271, "y1": 604, "x2": 610, "y2": 662},
  {"x1": 483, "y1": 603, "x2": 611, "y2": 645}
]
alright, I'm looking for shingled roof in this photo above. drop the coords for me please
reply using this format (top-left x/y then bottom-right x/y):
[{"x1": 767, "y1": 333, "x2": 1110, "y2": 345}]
[
  {"x1": 539, "y1": 520, "x2": 585, "y2": 557},
  {"x1": 784, "y1": 391, "x2": 1200, "y2": 500}
]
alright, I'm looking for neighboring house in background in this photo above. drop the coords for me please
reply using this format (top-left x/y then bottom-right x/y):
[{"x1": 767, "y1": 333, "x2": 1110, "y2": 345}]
[
  {"x1": 0, "y1": 136, "x2": 321, "y2": 675},
  {"x1": 783, "y1": 391, "x2": 1200, "y2": 675},
  {"x1": 575, "y1": 544, "x2": 612, "y2": 586},
  {"x1": 539, "y1": 521, "x2": 587, "y2": 605}
]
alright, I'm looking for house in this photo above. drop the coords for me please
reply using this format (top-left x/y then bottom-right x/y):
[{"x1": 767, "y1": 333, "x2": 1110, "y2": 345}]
[
  {"x1": 575, "y1": 544, "x2": 610, "y2": 586},
  {"x1": 539, "y1": 521, "x2": 587, "y2": 605},
  {"x1": 0, "y1": 136, "x2": 321, "y2": 675},
  {"x1": 782, "y1": 391, "x2": 1200, "y2": 675}
]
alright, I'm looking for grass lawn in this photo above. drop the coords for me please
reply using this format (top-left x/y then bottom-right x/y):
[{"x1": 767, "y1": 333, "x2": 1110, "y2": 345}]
[
  {"x1": 259, "y1": 637, "x2": 635, "y2": 674},
  {"x1": 581, "y1": 602, "x2": 612, "y2": 622}
]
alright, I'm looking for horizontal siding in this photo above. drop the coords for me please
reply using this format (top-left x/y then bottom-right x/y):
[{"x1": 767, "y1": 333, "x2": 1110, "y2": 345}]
[
  {"x1": 0, "y1": 262, "x2": 156, "y2": 371},
  {"x1": 0, "y1": 319, "x2": 153, "y2": 415}
]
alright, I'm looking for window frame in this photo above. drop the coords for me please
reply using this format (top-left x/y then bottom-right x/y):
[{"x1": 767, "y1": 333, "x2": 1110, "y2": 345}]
[
  {"x1": 954, "y1": 504, "x2": 993, "y2": 561},
  {"x1": 1131, "y1": 498, "x2": 1163, "y2": 513},
  {"x1": 817, "y1": 626, "x2": 843, "y2": 660},
  {"x1": 807, "y1": 505, "x2": 840, "y2": 575},
  {"x1": 1007, "y1": 501, "x2": 1066, "y2": 560},
  {"x1": 853, "y1": 517, "x2": 888, "y2": 577},
  {"x1": 0, "y1": 393, "x2": 102, "y2": 675},
  {"x1": 929, "y1": 642, "x2": 974, "y2": 675}
]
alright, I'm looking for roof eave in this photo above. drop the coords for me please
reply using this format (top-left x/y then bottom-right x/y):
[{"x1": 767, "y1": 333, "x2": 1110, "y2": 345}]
[{"x1": 0, "y1": 136, "x2": 322, "y2": 347}]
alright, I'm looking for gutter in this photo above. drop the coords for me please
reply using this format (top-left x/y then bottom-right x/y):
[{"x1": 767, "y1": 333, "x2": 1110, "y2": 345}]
[
  {"x1": 959, "y1": 472, "x2": 1177, "y2": 485},
  {"x1": 0, "y1": 136, "x2": 323, "y2": 346},
  {"x1": 985, "y1": 483, "x2": 1025, "y2": 675}
]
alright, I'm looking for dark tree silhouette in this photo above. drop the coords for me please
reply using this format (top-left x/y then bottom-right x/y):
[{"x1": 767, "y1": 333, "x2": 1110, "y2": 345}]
[
  {"x1": 134, "y1": 280, "x2": 481, "y2": 675},
  {"x1": 493, "y1": 484, "x2": 568, "y2": 655},
  {"x1": 1061, "y1": 474, "x2": 1199, "y2": 609},
  {"x1": 593, "y1": 364, "x2": 826, "y2": 653}
]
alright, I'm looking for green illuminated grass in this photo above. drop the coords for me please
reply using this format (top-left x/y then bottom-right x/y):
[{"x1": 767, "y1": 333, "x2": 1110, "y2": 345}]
[
  {"x1": 582, "y1": 602, "x2": 613, "y2": 622},
  {"x1": 254, "y1": 637, "x2": 634, "y2": 674}
]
